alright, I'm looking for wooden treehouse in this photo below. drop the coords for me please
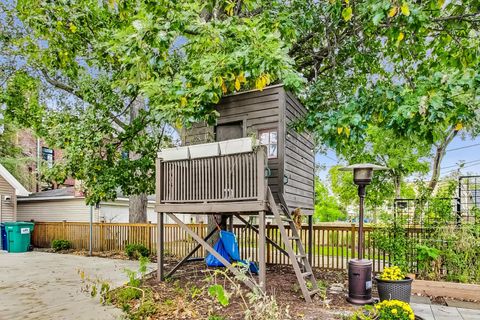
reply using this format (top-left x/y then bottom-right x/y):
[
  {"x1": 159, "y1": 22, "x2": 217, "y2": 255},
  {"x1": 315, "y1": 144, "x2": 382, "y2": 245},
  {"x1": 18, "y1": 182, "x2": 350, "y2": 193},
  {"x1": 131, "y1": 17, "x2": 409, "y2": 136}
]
[{"x1": 155, "y1": 85, "x2": 318, "y2": 301}]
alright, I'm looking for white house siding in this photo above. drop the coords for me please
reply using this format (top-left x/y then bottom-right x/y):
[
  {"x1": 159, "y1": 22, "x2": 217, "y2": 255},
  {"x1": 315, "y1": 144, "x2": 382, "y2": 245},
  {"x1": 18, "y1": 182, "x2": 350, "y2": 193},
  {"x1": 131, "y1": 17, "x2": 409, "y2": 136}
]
[
  {"x1": 17, "y1": 198, "x2": 92, "y2": 222},
  {"x1": 99, "y1": 200, "x2": 204, "y2": 224},
  {"x1": 17, "y1": 198, "x2": 201, "y2": 224},
  {"x1": 0, "y1": 175, "x2": 17, "y2": 222}
]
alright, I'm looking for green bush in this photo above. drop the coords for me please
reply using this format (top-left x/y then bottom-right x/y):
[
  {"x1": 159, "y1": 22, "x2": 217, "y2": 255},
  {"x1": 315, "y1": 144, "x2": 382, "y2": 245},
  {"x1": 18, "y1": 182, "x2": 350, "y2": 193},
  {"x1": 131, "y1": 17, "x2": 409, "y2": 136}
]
[
  {"x1": 52, "y1": 239, "x2": 72, "y2": 251},
  {"x1": 125, "y1": 243, "x2": 150, "y2": 259}
]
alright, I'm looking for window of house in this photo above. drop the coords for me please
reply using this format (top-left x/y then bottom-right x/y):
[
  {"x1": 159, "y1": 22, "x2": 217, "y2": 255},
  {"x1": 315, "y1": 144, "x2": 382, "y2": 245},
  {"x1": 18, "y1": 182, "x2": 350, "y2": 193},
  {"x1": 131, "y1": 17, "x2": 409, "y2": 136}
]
[
  {"x1": 259, "y1": 128, "x2": 278, "y2": 159},
  {"x1": 42, "y1": 147, "x2": 54, "y2": 168}
]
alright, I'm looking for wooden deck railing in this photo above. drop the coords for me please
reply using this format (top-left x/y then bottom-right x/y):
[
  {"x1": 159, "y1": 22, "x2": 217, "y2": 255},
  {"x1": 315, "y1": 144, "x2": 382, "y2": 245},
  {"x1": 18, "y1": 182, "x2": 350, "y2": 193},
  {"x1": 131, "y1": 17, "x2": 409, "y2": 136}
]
[
  {"x1": 158, "y1": 150, "x2": 265, "y2": 203},
  {"x1": 31, "y1": 221, "x2": 422, "y2": 272}
]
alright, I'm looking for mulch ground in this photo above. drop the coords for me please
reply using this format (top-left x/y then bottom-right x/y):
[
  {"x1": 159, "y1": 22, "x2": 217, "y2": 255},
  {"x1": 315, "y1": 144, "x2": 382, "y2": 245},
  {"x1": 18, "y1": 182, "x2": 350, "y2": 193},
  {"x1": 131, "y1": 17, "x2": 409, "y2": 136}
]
[{"x1": 136, "y1": 258, "x2": 356, "y2": 320}]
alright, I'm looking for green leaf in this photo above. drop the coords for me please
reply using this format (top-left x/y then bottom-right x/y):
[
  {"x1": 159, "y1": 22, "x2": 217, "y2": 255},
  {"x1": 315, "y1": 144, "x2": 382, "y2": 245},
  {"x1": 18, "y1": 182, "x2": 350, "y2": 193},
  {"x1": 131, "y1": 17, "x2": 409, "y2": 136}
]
[
  {"x1": 208, "y1": 284, "x2": 229, "y2": 306},
  {"x1": 372, "y1": 12, "x2": 385, "y2": 25}
]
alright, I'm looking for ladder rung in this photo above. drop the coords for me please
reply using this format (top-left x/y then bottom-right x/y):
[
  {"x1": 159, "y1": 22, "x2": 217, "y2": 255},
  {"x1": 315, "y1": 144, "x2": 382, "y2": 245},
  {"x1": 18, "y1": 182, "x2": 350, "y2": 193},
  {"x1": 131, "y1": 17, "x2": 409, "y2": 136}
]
[
  {"x1": 296, "y1": 254, "x2": 307, "y2": 258},
  {"x1": 309, "y1": 289, "x2": 320, "y2": 296},
  {"x1": 301, "y1": 271, "x2": 312, "y2": 278},
  {"x1": 288, "y1": 236, "x2": 300, "y2": 240},
  {"x1": 281, "y1": 217, "x2": 292, "y2": 222}
]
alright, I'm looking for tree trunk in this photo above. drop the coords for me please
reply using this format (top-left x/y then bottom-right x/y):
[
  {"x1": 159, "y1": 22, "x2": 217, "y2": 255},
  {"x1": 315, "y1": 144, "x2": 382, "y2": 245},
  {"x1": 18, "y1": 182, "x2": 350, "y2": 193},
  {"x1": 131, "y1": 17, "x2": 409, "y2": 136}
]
[
  {"x1": 129, "y1": 193, "x2": 148, "y2": 223},
  {"x1": 128, "y1": 97, "x2": 148, "y2": 223},
  {"x1": 394, "y1": 174, "x2": 402, "y2": 199},
  {"x1": 428, "y1": 127, "x2": 459, "y2": 192}
]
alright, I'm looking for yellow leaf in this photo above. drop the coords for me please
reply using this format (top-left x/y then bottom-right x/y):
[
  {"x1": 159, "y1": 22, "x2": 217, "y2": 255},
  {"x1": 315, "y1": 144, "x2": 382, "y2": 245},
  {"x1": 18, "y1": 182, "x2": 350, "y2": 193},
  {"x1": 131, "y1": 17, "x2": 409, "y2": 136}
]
[
  {"x1": 345, "y1": 127, "x2": 351, "y2": 137},
  {"x1": 401, "y1": 2, "x2": 410, "y2": 16},
  {"x1": 255, "y1": 75, "x2": 267, "y2": 91},
  {"x1": 175, "y1": 118, "x2": 183, "y2": 129},
  {"x1": 342, "y1": 7, "x2": 353, "y2": 22},
  {"x1": 388, "y1": 7, "x2": 398, "y2": 18},
  {"x1": 344, "y1": 0, "x2": 349, "y2": 4},
  {"x1": 264, "y1": 73, "x2": 271, "y2": 85},
  {"x1": 437, "y1": 0, "x2": 445, "y2": 8},
  {"x1": 221, "y1": 78, "x2": 227, "y2": 94},
  {"x1": 397, "y1": 32, "x2": 405, "y2": 42},
  {"x1": 225, "y1": 2, "x2": 235, "y2": 16},
  {"x1": 235, "y1": 77, "x2": 241, "y2": 91},
  {"x1": 237, "y1": 72, "x2": 246, "y2": 83},
  {"x1": 180, "y1": 97, "x2": 187, "y2": 107},
  {"x1": 69, "y1": 23, "x2": 77, "y2": 33},
  {"x1": 337, "y1": 127, "x2": 343, "y2": 134},
  {"x1": 455, "y1": 123, "x2": 463, "y2": 131}
]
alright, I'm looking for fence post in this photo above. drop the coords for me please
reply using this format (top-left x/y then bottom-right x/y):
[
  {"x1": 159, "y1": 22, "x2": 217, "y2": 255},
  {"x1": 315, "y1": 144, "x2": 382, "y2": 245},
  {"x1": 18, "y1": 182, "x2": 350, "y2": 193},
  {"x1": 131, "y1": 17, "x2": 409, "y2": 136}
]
[
  {"x1": 148, "y1": 222, "x2": 152, "y2": 252},
  {"x1": 99, "y1": 222, "x2": 104, "y2": 251},
  {"x1": 62, "y1": 220, "x2": 66, "y2": 239},
  {"x1": 350, "y1": 223, "x2": 356, "y2": 259}
]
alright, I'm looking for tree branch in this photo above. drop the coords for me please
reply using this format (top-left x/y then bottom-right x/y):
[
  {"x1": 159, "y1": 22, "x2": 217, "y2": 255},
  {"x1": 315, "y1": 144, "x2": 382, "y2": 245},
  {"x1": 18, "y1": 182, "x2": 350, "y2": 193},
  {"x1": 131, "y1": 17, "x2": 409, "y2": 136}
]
[{"x1": 40, "y1": 69, "x2": 127, "y2": 130}]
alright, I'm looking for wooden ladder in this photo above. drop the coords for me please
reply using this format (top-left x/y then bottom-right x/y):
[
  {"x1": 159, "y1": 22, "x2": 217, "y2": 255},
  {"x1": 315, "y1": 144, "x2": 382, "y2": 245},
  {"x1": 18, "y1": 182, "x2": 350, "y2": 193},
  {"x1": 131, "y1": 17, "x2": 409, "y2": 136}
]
[{"x1": 267, "y1": 189, "x2": 319, "y2": 302}]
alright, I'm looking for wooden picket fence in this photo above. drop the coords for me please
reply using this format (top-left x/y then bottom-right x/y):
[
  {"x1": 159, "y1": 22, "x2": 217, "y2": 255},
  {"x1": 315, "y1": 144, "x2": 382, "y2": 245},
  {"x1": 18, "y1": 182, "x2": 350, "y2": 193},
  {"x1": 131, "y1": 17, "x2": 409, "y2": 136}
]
[{"x1": 31, "y1": 221, "x2": 421, "y2": 272}]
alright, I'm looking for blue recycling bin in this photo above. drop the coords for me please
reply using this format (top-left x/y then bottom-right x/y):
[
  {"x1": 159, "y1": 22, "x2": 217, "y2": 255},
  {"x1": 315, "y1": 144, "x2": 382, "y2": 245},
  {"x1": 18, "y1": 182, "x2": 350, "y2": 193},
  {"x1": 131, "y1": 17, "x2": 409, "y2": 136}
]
[{"x1": 1, "y1": 223, "x2": 7, "y2": 251}]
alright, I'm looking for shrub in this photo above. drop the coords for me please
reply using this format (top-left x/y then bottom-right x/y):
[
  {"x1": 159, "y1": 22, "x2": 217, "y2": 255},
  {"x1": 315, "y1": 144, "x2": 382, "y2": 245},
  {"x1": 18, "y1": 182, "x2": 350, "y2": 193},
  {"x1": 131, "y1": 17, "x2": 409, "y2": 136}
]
[
  {"x1": 52, "y1": 239, "x2": 72, "y2": 251},
  {"x1": 125, "y1": 243, "x2": 149, "y2": 259}
]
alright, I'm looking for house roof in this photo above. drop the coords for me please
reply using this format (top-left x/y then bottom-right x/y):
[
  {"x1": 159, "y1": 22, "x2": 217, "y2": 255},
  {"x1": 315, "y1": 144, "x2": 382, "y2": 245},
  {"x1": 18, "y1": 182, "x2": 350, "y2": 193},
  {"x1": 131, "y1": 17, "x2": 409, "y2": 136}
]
[{"x1": 0, "y1": 163, "x2": 30, "y2": 196}]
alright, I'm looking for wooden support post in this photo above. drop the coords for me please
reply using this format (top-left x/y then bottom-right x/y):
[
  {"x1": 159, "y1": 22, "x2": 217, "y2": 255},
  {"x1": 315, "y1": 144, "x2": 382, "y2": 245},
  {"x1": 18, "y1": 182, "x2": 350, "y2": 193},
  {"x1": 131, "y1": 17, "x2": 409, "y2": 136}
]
[
  {"x1": 229, "y1": 214, "x2": 234, "y2": 231},
  {"x1": 258, "y1": 210, "x2": 266, "y2": 291},
  {"x1": 158, "y1": 212, "x2": 164, "y2": 281},
  {"x1": 166, "y1": 213, "x2": 258, "y2": 290},
  {"x1": 308, "y1": 215, "x2": 313, "y2": 265}
]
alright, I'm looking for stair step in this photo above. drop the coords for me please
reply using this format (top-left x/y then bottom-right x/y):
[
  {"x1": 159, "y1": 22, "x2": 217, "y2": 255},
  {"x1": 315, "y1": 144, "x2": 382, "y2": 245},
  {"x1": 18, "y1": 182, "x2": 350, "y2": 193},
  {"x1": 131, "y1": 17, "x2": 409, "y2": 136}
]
[{"x1": 301, "y1": 271, "x2": 312, "y2": 278}]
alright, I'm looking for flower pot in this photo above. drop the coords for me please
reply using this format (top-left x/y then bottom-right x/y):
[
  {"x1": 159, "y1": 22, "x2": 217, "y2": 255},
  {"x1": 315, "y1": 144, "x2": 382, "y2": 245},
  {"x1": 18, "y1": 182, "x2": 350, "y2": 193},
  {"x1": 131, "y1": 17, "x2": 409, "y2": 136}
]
[{"x1": 375, "y1": 276, "x2": 413, "y2": 303}]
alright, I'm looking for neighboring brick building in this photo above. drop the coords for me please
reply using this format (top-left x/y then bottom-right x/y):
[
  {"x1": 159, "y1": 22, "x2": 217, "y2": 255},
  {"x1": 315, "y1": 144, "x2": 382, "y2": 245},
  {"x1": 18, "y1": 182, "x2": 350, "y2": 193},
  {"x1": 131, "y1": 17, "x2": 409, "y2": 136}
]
[{"x1": 16, "y1": 129, "x2": 75, "y2": 192}]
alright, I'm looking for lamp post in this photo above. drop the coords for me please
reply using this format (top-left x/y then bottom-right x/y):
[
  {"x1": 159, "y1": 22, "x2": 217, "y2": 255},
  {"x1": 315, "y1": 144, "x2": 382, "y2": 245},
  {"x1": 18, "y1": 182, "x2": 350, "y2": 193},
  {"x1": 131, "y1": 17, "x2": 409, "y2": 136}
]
[{"x1": 340, "y1": 163, "x2": 388, "y2": 305}]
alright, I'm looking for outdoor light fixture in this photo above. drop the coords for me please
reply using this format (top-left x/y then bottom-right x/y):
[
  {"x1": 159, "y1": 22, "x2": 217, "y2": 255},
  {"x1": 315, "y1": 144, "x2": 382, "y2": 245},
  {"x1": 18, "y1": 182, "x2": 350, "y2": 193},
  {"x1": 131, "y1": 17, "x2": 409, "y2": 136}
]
[{"x1": 340, "y1": 163, "x2": 388, "y2": 305}]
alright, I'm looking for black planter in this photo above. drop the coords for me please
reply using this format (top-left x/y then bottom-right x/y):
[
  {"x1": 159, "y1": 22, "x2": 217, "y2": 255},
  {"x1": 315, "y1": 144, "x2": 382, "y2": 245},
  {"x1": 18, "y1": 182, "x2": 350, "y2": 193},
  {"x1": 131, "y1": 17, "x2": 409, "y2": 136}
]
[{"x1": 375, "y1": 276, "x2": 413, "y2": 303}]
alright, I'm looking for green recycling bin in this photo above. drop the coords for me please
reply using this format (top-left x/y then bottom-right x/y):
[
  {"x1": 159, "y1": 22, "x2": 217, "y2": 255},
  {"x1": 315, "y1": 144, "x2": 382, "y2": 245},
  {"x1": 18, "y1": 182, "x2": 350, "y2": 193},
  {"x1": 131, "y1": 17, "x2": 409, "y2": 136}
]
[{"x1": 4, "y1": 222, "x2": 35, "y2": 253}]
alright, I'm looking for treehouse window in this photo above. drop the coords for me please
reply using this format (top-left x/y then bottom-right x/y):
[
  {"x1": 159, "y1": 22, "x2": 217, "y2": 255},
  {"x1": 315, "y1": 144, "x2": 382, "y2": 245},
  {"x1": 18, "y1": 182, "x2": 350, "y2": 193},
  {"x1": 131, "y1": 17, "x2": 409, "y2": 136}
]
[{"x1": 259, "y1": 128, "x2": 278, "y2": 159}]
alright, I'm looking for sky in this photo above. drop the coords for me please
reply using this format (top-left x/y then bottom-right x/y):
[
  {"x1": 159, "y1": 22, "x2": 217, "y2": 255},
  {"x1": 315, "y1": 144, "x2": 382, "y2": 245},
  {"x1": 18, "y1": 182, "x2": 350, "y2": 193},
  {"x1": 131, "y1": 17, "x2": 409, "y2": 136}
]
[{"x1": 316, "y1": 135, "x2": 480, "y2": 182}]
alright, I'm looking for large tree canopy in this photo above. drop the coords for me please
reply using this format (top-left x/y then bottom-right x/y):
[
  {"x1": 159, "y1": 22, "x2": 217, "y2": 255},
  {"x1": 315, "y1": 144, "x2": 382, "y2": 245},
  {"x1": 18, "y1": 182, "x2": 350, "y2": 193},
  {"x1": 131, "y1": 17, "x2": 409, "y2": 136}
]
[
  {"x1": 1, "y1": 0, "x2": 479, "y2": 208},
  {"x1": 0, "y1": 0, "x2": 302, "y2": 207}
]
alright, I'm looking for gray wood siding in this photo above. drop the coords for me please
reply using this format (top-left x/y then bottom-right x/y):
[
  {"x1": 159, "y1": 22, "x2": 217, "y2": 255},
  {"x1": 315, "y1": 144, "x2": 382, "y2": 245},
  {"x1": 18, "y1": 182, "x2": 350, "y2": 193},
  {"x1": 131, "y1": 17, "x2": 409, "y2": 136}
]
[
  {"x1": 0, "y1": 175, "x2": 16, "y2": 222},
  {"x1": 183, "y1": 86, "x2": 284, "y2": 204},
  {"x1": 283, "y1": 92, "x2": 315, "y2": 215}
]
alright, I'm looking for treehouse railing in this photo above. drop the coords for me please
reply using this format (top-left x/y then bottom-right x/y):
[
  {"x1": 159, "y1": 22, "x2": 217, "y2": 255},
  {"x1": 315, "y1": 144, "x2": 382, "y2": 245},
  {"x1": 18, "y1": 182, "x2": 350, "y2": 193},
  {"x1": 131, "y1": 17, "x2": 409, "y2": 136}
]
[{"x1": 157, "y1": 148, "x2": 267, "y2": 204}]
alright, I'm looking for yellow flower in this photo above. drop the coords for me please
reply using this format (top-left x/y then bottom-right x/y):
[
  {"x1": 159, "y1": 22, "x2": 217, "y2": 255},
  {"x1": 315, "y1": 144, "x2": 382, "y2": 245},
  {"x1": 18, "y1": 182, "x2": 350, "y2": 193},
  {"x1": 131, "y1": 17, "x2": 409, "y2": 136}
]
[{"x1": 391, "y1": 308, "x2": 398, "y2": 314}]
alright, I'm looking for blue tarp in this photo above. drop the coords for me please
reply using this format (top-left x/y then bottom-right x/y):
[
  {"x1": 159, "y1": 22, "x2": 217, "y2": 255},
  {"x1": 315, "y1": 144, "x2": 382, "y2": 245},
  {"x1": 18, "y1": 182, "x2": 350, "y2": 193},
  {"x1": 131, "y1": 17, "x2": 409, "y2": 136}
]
[{"x1": 206, "y1": 230, "x2": 259, "y2": 274}]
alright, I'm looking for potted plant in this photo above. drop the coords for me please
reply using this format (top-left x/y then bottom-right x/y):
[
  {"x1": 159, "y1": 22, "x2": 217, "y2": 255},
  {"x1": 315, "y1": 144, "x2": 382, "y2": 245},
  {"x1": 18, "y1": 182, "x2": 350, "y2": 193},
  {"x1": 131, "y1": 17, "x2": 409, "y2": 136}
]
[
  {"x1": 375, "y1": 266, "x2": 413, "y2": 303},
  {"x1": 354, "y1": 299, "x2": 422, "y2": 320}
]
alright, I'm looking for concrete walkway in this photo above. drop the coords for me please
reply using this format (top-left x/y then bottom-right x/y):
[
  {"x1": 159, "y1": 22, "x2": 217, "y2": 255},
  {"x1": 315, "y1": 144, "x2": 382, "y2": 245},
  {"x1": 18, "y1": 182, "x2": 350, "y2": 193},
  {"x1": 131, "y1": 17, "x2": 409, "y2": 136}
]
[
  {"x1": 0, "y1": 251, "x2": 155, "y2": 320},
  {"x1": 412, "y1": 303, "x2": 480, "y2": 320},
  {"x1": 411, "y1": 296, "x2": 480, "y2": 320}
]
